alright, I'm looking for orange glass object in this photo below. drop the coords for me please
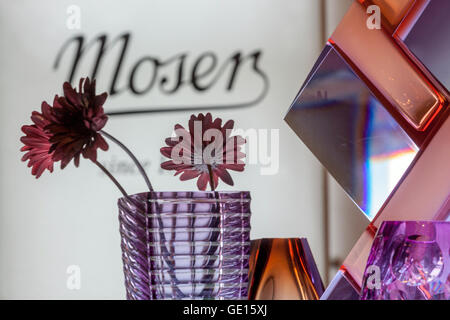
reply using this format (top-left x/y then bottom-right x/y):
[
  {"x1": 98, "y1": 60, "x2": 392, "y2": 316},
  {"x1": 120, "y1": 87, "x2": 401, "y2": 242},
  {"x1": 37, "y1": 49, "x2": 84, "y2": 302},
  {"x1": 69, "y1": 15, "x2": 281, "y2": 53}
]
[
  {"x1": 394, "y1": 0, "x2": 429, "y2": 40},
  {"x1": 331, "y1": 2, "x2": 443, "y2": 131},
  {"x1": 363, "y1": 0, "x2": 415, "y2": 32},
  {"x1": 248, "y1": 238, "x2": 324, "y2": 300},
  {"x1": 340, "y1": 110, "x2": 450, "y2": 292}
]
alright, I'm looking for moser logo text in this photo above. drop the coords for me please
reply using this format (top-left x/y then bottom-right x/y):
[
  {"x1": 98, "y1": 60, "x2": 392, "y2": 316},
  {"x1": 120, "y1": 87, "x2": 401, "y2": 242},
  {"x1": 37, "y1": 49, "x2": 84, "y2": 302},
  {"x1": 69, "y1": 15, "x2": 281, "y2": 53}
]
[{"x1": 54, "y1": 33, "x2": 269, "y2": 116}]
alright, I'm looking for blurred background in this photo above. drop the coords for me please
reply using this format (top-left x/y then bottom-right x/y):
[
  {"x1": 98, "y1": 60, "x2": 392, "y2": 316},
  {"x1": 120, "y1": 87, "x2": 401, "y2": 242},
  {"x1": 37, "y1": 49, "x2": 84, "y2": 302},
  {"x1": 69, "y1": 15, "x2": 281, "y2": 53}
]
[{"x1": 0, "y1": 0, "x2": 367, "y2": 299}]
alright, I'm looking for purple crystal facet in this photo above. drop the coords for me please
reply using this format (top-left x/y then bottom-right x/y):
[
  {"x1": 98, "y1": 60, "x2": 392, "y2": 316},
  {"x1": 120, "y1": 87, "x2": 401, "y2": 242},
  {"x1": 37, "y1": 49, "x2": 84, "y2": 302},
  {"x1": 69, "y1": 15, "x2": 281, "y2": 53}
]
[
  {"x1": 285, "y1": 45, "x2": 417, "y2": 220},
  {"x1": 118, "y1": 191, "x2": 251, "y2": 300},
  {"x1": 361, "y1": 221, "x2": 450, "y2": 300}
]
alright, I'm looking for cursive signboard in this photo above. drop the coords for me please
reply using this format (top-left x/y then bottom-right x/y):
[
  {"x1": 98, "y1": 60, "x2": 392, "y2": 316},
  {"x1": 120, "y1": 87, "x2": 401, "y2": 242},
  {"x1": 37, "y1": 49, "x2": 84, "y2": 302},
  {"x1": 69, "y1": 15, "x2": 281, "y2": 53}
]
[{"x1": 54, "y1": 33, "x2": 269, "y2": 115}]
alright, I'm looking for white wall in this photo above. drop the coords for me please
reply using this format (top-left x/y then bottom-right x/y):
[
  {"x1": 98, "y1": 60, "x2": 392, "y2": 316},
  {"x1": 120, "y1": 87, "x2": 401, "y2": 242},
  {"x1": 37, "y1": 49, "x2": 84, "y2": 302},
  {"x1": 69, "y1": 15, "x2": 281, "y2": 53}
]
[{"x1": 0, "y1": 0, "x2": 328, "y2": 299}]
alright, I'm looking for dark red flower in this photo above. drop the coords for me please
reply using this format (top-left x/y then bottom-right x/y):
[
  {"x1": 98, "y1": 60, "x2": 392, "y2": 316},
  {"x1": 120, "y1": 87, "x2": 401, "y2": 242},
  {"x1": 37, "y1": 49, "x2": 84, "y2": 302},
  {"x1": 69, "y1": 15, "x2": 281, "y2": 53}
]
[
  {"x1": 161, "y1": 113, "x2": 246, "y2": 190},
  {"x1": 20, "y1": 78, "x2": 109, "y2": 176},
  {"x1": 20, "y1": 109, "x2": 54, "y2": 178},
  {"x1": 46, "y1": 78, "x2": 108, "y2": 168}
]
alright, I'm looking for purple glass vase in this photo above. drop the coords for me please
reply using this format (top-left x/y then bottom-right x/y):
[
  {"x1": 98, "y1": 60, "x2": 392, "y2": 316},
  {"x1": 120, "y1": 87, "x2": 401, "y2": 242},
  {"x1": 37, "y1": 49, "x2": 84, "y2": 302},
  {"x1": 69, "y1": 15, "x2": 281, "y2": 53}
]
[
  {"x1": 361, "y1": 221, "x2": 449, "y2": 300},
  {"x1": 118, "y1": 191, "x2": 251, "y2": 300}
]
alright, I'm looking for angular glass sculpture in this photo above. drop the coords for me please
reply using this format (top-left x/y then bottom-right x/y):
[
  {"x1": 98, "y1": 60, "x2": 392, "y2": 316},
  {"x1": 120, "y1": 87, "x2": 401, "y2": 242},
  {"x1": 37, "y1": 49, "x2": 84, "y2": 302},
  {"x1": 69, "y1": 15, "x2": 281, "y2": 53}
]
[
  {"x1": 361, "y1": 221, "x2": 450, "y2": 300},
  {"x1": 285, "y1": 45, "x2": 418, "y2": 220},
  {"x1": 118, "y1": 191, "x2": 251, "y2": 300},
  {"x1": 323, "y1": 114, "x2": 450, "y2": 300},
  {"x1": 248, "y1": 238, "x2": 324, "y2": 300},
  {"x1": 285, "y1": 0, "x2": 450, "y2": 300}
]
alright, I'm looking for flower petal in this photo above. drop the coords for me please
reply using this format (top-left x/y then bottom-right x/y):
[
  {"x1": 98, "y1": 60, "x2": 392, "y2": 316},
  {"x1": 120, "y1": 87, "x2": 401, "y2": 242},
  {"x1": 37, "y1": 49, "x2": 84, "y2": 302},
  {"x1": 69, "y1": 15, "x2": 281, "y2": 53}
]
[
  {"x1": 162, "y1": 146, "x2": 174, "y2": 157},
  {"x1": 196, "y1": 173, "x2": 209, "y2": 191},
  {"x1": 63, "y1": 82, "x2": 82, "y2": 107},
  {"x1": 179, "y1": 170, "x2": 201, "y2": 181},
  {"x1": 96, "y1": 134, "x2": 109, "y2": 151},
  {"x1": 215, "y1": 168, "x2": 234, "y2": 186}
]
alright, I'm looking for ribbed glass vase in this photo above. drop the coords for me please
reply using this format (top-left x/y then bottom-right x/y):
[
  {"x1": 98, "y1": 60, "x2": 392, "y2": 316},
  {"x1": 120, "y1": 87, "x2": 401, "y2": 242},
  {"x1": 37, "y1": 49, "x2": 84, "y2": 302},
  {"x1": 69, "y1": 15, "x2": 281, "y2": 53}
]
[{"x1": 118, "y1": 191, "x2": 251, "y2": 300}]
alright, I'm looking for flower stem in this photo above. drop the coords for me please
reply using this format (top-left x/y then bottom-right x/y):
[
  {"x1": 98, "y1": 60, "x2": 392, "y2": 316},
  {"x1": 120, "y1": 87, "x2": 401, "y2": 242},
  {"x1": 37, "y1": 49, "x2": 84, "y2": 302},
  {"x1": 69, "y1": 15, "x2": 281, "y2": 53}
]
[
  {"x1": 207, "y1": 165, "x2": 215, "y2": 191},
  {"x1": 101, "y1": 130, "x2": 154, "y2": 192},
  {"x1": 201, "y1": 164, "x2": 224, "y2": 297},
  {"x1": 93, "y1": 160, "x2": 128, "y2": 197}
]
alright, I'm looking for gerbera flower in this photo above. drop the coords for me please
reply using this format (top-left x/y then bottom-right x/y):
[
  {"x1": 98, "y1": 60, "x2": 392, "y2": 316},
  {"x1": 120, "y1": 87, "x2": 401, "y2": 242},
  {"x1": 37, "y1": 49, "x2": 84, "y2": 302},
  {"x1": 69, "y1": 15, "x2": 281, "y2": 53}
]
[
  {"x1": 20, "y1": 77, "x2": 153, "y2": 195},
  {"x1": 46, "y1": 78, "x2": 109, "y2": 168},
  {"x1": 161, "y1": 113, "x2": 246, "y2": 190},
  {"x1": 20, "y1": 78, "x2": 109, "y2": 173},
  {"x1": 20, "y1": 108, "x2": 54, "y2": 178}
]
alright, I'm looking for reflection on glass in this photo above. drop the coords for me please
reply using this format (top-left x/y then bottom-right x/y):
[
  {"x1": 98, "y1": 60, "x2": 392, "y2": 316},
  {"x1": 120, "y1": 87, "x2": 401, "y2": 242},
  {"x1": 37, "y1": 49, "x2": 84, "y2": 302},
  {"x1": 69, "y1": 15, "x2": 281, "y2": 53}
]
[
  {"x1": 248, "y1": 238, "x2": 324, "y2": 300},
  {"x1": 331, "y1": 2, "x2": 441, "y2": 131},
  {"x1": 402, "y1": 0, "x2": 450, "y2": 91},
  {"x1": 285, "y1": 45, "x2": 418, "y2": 220}
]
